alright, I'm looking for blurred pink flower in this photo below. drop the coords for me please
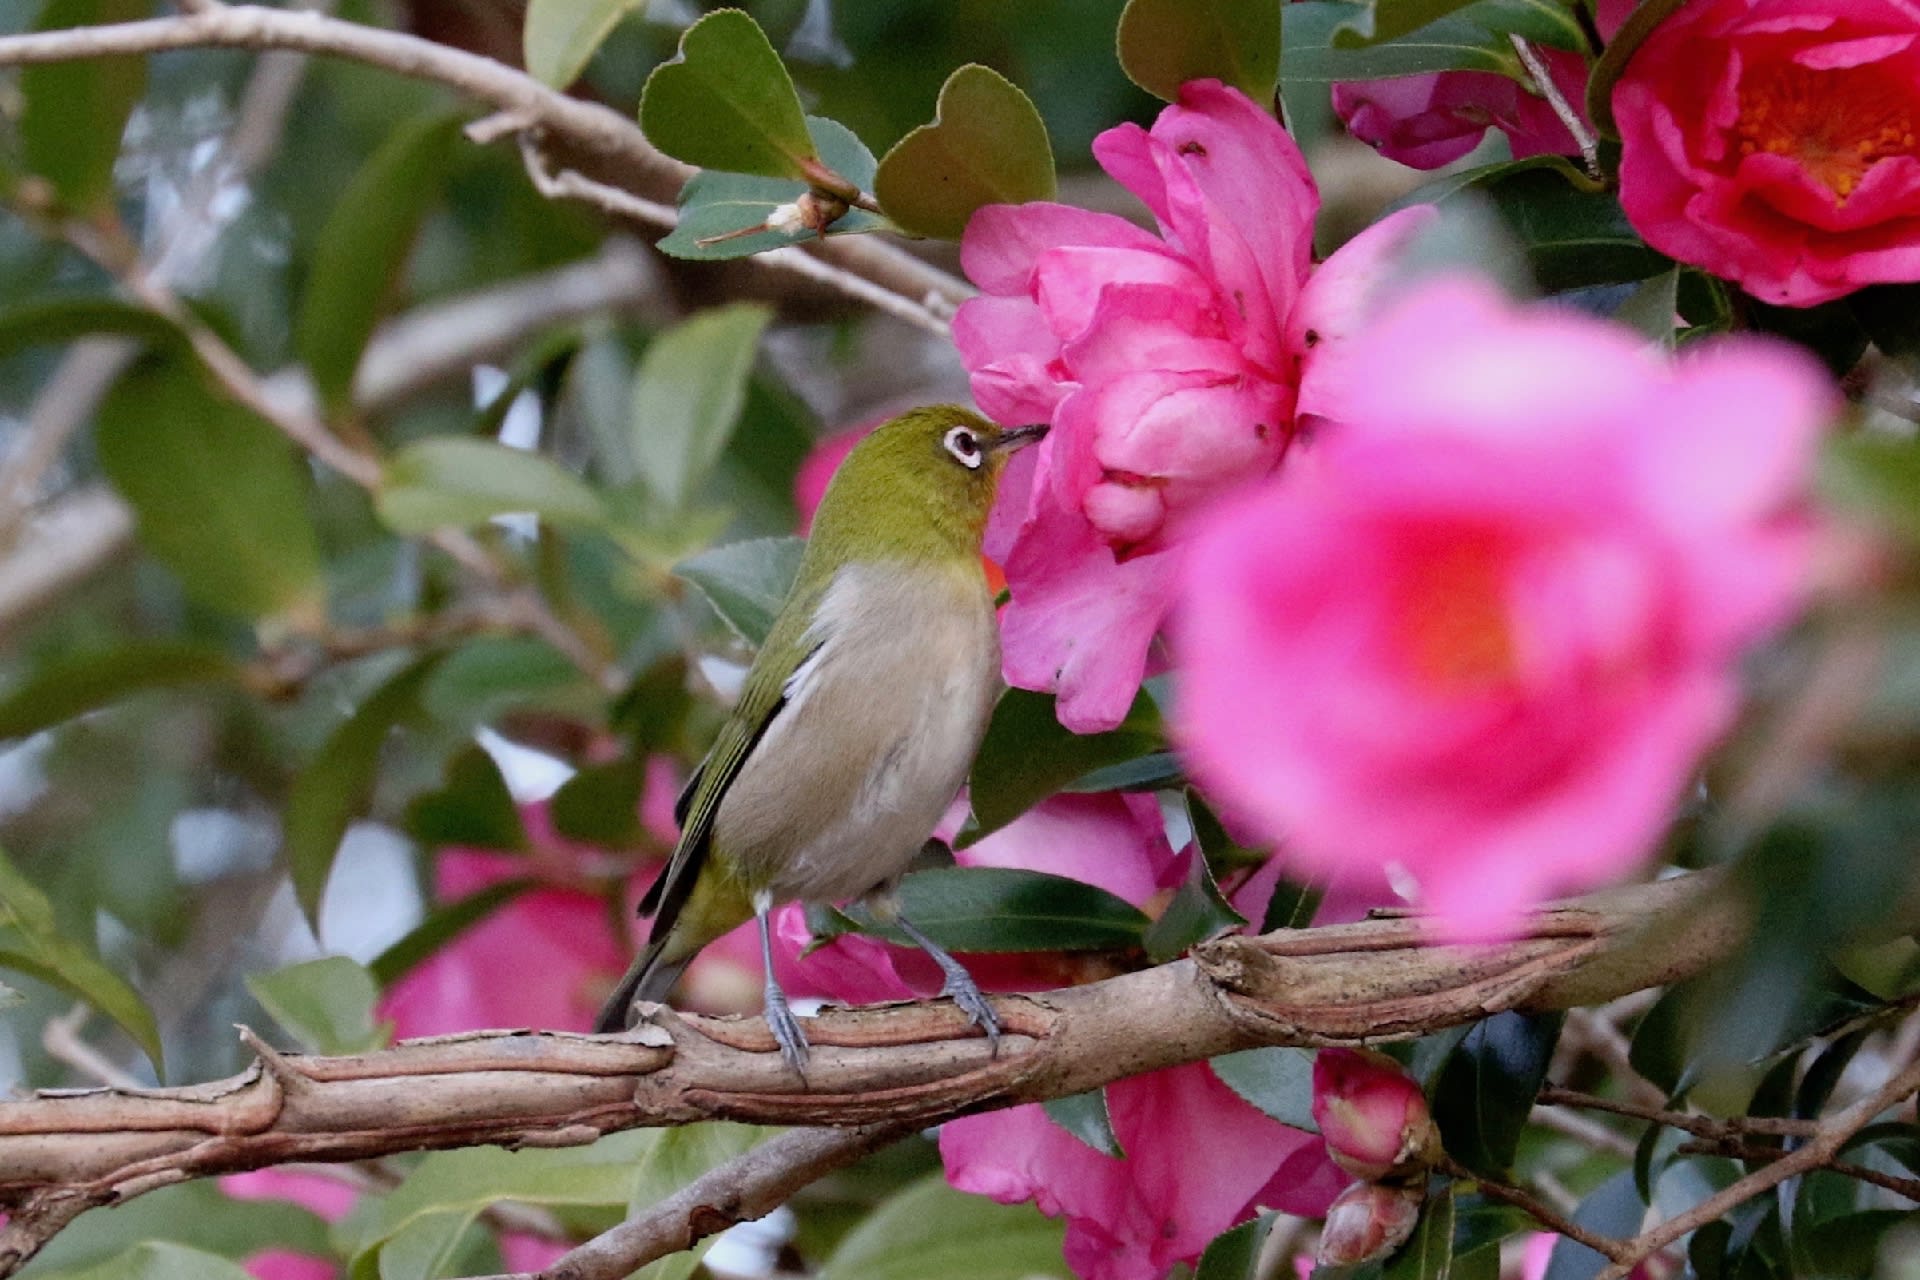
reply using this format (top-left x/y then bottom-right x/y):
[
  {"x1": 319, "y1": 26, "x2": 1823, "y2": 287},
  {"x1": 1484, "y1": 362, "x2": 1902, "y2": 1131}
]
[
  {"x1": 221, "y1": 1169, "x2": 356, "y2": 1280},
  {"x1": 956, "y1": 79, "x2": 1434, "y2": 732},
  {"x1": 238, "y1": 1252, "x2": 338, "y2": 1280},
  {"x1": 1613, "y1": 0, "x2": 1920, "y2": 307},
  {"x1": 795, "y1": 426, "x2": 866, "y2": 534},
  {"x1": 1174, "y1": 278, "x2": 1833, "y2": 939}
]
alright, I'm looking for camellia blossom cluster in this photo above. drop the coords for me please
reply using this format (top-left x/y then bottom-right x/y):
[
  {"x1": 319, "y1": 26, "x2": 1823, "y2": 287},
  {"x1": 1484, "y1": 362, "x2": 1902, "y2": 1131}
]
[
  {"x1": 1174, "y1": 278, "x2": 1833, "y2": 940},
  {"x1": 1612, "y1": 0, "x2": 1920, "y2": 307},
  {"x1": 956, "y1": 78, "x2": 1432, "y2": 732}
]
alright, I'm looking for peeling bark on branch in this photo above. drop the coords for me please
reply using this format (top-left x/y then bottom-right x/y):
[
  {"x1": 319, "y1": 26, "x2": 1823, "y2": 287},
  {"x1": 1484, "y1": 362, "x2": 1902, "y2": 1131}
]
[{"x1": 0, "y1": 872, "x2": 1744, "y2": 1271}]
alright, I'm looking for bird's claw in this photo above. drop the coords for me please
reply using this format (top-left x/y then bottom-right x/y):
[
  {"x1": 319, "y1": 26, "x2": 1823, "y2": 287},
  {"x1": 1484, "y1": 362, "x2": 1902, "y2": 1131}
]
[
  {"x1": 943, "y1": 971, "x2": 1001, "y2": 1057},
  {"x1": 763, "y1": 982, "x2": 810, "y2": 1074}
]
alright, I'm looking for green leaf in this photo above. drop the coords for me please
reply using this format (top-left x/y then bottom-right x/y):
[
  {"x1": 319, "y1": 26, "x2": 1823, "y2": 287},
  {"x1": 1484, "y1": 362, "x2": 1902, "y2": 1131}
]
[
  {"x1": 820, "y1": 1172, "x2": 1068, "y2": 1280},
  {"x1": 1064, "y1": 751, "x2": 1183, "y2": 794},
  {"x1": 1209, "y1": 1047, "x2": 1318, "y2": 1131},
  {"x1": 1195, "y1": 1214, "x2": 1275, "y2": 1280},
  {"x1": 1186, "y1": 789, "x2": 1266, "y2": 869},
  {"x1": 245, "y1": 955, "x2": 389, "y2": 1055},
  {"x1": 1852, "y1": 283, "x2": 1920, "y2": 373},
  {"x1": 1042, "y1": 1089, "x2": 1123, "y2": 1157},
  {"x1": 1142, "y1": 850, "x2": 1244, "y2": 964},
  {"x1": 1284, "y1": 0, "x2": 1556, "y2": 82},
  {"x1": 1585, "y1": 0, "x2": 1687, "y2": 139},
  {"x1": 1382, "y1": 1184, "x2": 1454, "y2": 1280},
  {"x1": 1431, "y1": 1010, "x2": 1563, "y2": 1179},
  {"x1": 294, "y1": 112, "x2": 463, "y2": 415},
  {"x1": 0, "y1": 298, "x2": 186, "y2": 362},
  {"x1": 19, "y1": 0, "x2": 151, "y2": 211},
  {"x1": 0, "y1": 845, "x2": 162, "y2": 1072},
  {"x1": 403, "y1": 743, "x2": 530, "y2": 853},
  {"x1": 21, "y1": 1181, "x2": 331, "y2": 1275},
  {"x1": 964, "y1": 688, "x2": 1164, "y2": 843},
  {"x1": 1116, "y1": 0, "x2": 1282, "y2": 103},
  {"x1": 638, "y1": 8, "x2": 818, "y2": 180},
  {"x1": 674, "y1": 536, "x2": 804, "y2": 646},
  {"x1": 1540, "y1": 1172, "x2": 1643, "y2": 1280},
  {"x1": 549, "y1": 755, "x2": 646, "y2": 846},
  {"x1": 1331, "y1": 0, "x2": 1480, "y2": 45},
  {"x1": 29, "y1": 1242, "x2": 259, "y2": 1280},
  {"x1": 378, "y1": 438, "x2": 608, "y2": 534},
  {"x1": 630, "y1": 304, "x2": 772, "y2": 509},
  {"x1": 285, "y1": 655, "x2": 443, "y2": 926},
  {"x1": 1627, "y1": 981, "x2": 1693, "y2": 1097},
  {"x1": 368, "y1": 877, "x2": 537, "y2": 987},
  {"x1": 820, "y1": 867, "x2": 1150, "y2": 953},
  {"x1": 873, "y1": 65, "x2": 1056, "y2": 241},
  {"x1": 656, "y1": 116, "x2": 889, "y2": 261},
  {"x1": 1611, "y1": 266, "x2": 1680, "y2": 348},
  {"x1": 1819, "y1": 434, "x2": 1920, "y2": 545},
  {"x1": 623, "y1": 1124, "x2": 778, "y2": 1280},
  {"x1": 523, "y1": 0, "x2": 646, "y2": 88},
  {"x1": 0, "y1": 642, "x2": 242, "y2": 741},
  {"x1": 96, "y1": 360, "x2": 325, "y2": 622}
]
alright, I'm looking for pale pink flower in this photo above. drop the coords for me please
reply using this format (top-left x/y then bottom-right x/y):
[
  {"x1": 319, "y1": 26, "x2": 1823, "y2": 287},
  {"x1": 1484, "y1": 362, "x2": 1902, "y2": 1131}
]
[
  {"x1": 956, "y1": 78, "x2": 1434, "y2": 732},
  {"x1": 1613, "y1": 0, "x2": 1920, "y2": 306},
  {"x1": 1315, "y1": 1181, "x2": 1426, "y2": 1267},
  {"x1": 1174, "y1": 279, "x2": 1833, "y2": 939}
]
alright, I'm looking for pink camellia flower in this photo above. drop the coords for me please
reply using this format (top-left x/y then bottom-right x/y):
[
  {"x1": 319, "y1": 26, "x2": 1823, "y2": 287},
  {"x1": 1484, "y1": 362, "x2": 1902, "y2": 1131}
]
[
  {"x1": 1315, "y1": 1181, "x2": 1426, "y2": 1267},
  {"x1": 1174, "y1": 278, "x2": 1834, "y2": 940},
  {"x1": 1614, "y1": 0, "x2": 1920, "y2": 306},
  {"x1": 1311, "y1": 1048, "x2": 1440, "y2": 1182},
  {"x1": 956, "y1": 78, "x2": 1435, "y2": 732}
]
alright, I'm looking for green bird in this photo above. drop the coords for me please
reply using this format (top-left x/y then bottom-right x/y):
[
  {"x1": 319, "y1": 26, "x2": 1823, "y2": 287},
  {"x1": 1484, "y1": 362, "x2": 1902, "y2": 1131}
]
[{"x1": 594, "y1": 405, "x2": 1047, "y2": 1070}]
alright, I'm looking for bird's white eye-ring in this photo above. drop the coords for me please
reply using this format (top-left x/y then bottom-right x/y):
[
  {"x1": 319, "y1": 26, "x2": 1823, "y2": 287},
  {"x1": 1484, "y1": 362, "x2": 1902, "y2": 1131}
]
[{"x1": 944, "y1": 426, "x2": 984, "y2": 469}]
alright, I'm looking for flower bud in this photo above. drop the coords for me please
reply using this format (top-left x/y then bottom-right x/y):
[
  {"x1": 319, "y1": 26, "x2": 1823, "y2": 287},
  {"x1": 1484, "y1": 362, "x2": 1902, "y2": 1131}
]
[
  {"x1": 1311, "y1": 1047, "x2": 1442, "y2": 1181},
  {"x1": 1315, "y1": 1180, "x2": 1425, "y2": 1267}
]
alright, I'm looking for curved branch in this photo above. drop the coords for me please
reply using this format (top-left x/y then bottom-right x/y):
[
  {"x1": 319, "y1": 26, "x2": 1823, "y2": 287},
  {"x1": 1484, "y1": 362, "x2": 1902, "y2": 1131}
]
[{"x1": 0, "y1": 874, "x2": 1746, "y2": 1273}]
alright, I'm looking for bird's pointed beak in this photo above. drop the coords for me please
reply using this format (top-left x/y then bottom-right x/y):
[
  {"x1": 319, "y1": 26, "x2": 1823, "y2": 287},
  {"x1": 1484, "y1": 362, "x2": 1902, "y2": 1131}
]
[{"x1": 992, "y1": 423, "x2": 1049, "y2": 454}]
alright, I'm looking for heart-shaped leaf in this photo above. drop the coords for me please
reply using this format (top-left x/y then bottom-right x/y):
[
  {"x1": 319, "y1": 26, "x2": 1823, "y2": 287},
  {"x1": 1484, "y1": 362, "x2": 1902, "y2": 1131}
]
[
  {"x1": 657, "y1": 117, "x2": 888, "y2": 260},
  {"x1": 1117, "y1": 0, "x2": 1281, "y2": 105},
  {"x1": 639, "y1": 8, "x2": 818, "y2": 181},
  {"x1": 874, "y1": 64, "x2": 1055, "y2": 241}
]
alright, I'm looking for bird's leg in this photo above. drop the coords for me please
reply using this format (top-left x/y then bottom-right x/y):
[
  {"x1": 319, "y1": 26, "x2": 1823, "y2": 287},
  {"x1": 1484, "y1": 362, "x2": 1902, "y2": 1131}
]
[
  {"x1": 754, "y1": 891, "x2": 810, "y2": 1073},
  {"x1": 888, "y1": 910, "x2": 1002, "y2": 1055}
]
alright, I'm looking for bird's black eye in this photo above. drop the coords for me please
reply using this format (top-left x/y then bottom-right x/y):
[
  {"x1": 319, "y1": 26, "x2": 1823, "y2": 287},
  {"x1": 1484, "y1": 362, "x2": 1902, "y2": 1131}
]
[{"x1": 943, "y1": 426, "x2": 984, "y2": 470}]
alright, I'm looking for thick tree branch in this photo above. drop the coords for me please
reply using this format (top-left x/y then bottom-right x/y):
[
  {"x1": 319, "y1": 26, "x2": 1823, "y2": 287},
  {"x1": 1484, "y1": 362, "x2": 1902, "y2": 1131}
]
[{"x1": 0, "y1": 873, "x2": 1748, "y2": 1273}]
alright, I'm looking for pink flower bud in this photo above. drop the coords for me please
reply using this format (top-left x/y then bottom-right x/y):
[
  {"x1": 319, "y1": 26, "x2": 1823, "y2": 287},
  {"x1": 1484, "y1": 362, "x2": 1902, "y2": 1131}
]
[
  {"x1": 1316, "y1": 1180, "x2": 1425, "y2": 1267},
  {"x1": 1311, "y1": 1048, "x2": 1441, "y2": 1181}
]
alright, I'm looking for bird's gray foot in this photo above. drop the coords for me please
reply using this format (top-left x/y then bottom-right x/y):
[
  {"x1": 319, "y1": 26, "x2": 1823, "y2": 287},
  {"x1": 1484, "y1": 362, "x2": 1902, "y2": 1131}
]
[
  {"x1": 896, "y1": 914, "x2": 1001, "y2": 1055},
  {"x1": 763, "y1": 975, "x2": 811, "y2": 1073}
]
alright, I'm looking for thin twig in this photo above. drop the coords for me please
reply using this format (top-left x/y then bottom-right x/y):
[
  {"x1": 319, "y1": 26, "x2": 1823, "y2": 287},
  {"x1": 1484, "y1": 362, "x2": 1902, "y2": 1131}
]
[
  {"x1": 1672, "y1": 1139, "x2": 1920, "y2": 1203},
  {"x1": 1532, "y1": 1104, "x2": 1638, "y2": 1159},
  {"x1": 1538, "y1": 1086, "x2": 1821, "y2": 1139},
  {"x1": 41, "y1": 1006, "x2": 144, "y2": 1091},
  {"x1": 1443, "y1": 1158, "x2": 1633, "y2": 1263},
  {"x1": 1508, "y1": 35, "x2": 1599, "y2": 180}
]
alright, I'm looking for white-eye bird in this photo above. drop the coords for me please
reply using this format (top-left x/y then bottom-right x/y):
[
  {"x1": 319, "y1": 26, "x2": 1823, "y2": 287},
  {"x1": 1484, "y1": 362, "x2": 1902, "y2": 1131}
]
[{"x1": 594, "y1": 405, "x2": 1047, "y2": 1070}]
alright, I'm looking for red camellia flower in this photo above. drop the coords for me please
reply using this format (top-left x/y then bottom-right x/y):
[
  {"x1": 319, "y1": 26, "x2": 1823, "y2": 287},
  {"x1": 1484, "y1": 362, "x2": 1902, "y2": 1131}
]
[{"x1": 1613, "y1": 0, "x2": 1920, "y2": 306}]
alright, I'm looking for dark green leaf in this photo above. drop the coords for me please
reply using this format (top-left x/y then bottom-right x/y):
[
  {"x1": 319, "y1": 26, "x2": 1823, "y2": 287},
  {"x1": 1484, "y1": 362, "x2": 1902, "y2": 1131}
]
[
  {"x1": 1064, "y1": 751, "x2": 1183, "y2": 794},
  {"x1": 19, "y1": 0, "x2": 151, "y2": 211},
  {"x1": 1585, "y1": 0, "x2": 1687, "y2": 138},
  {"x1": 1852, "y1": 283, "x2": 1920, "y2": 373},
  {"x1": 29, "y1": 1242, "x2": 258, "y2": 1280},
  {"x1": 1285, "y1": 0, "x2": 1520, "y2": 81},
  {"x1": 630, "y1": 304, "x2": 772, "y2": 509},
  {"x1": 1042, "y1": 1089, "x2": 1123, "y2": 1156},
  {"x1": 403, "y1": 743, "x2": 529, "y2": 853},
  {"x1": 378, "y1": 438, "x2": 608, "y2": 534},
  {"x1": 1432, "y1": 1011, "x2": 1563, "y2": 1178},
  {"x1": 1627, "y1": 981, "x2": 1692, "y2": 1097},
  {"x1": 874, "y1": 64, "x2": 1056, "y2": 241},
  {"x1": 1795, "y1": 1211, "x2": 1906, "y2": 1278},
  {"x1": 1331, "y1": 0, "x2": 1479, "y2": 45},
  {"x1": 819, "y1": 1172, "x2": 1066, "y2": 1280},
  {"x1": 245, "y1": 955, "x2": 389, "y2": 1055},
  {"x1": 1449, "y1": 1196, "x2": 1533, "y2": 1257},
  {"x1": 823, "y1": 867, "x2": 1150, "y2": 953},
  {"x1": 368, "y1": 876, "x2": 537, "y2": 987},
  {"x1": 96, "y1": 360, "x2": 324, "y2": 621},
  {"x1": 638, "y1": 8, "x2": 818, "y2": 180},
  {"x1": 1407, "y1": 1025, "x2": 1473, "y2": 1087},
  {"x1": 0, "y1": 845, "x2": 162, "y2": 1072},
  {"x1": 0, "y1": 298, "x2": 185, "y2": 362},
  {"x1": 1612, "y1": 266, "x2": 1680, "y2": 348},
  {"x1": 549, "y1": 756, "x2": 646, "y2": 846},
  {"x1": 674, "y1": 536, "x2": 804, "y2": 647},
  {"x1": 523, "y1": 0, "x2": 646, "y2": 87},
  {"x1": 1116, "y1": 0, "x2": 1281, "y2": 104},
  {"x1": 1473, "y1": 166, "x2": 1661, "y2": 290},
  {"x1": 286, "y1": 655, "x2": 443, "y2": 925},
  {"x1": 1210, "y1": 1047, "x2": 1318, "y2": 1131},
  {"x1": 1796, "y1": 1028, "x2": 1869, "y2": 1118},
  {"x1": 1195, "y1": 1214, "x2": 1275, "y2": 1280},
  {"x1": 1142, "y1": 851, "x2": 1244, "y2": 963},
  {"x1": 1689, "y1": 1219, "x2": 1733, "y2": 1280},
  {"x1": 1382, "y1": 1184, "x2": 1453, "y2": 1280},
  {"x1": 0, "y1": 642, "x2": 241, "y2": 741},
  {"x1": 295, "y1": 112, "x2": 463, "y2": 415},
  {"x1": 1541, "y1": 1173, "x2": 1643, "y2": 1280},
  {"x1": 1745, "y1": 297, "x2": 1870, "y2": 379},
  {"x1": 655, "y1": 117, "x2": 889, "y2": 261},
  {"x1": 1185, "y1": 789, "x2": 1266, "y2": 869},
  {"x1": 964, "y1": 688, "x2": 1164, "y2": 842}
]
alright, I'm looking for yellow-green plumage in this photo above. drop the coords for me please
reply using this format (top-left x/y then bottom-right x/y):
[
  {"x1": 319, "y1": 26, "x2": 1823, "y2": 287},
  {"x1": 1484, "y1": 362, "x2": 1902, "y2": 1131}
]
[{"x1": 594, "y1": 406, "x2": 1045, "y2": 1067}]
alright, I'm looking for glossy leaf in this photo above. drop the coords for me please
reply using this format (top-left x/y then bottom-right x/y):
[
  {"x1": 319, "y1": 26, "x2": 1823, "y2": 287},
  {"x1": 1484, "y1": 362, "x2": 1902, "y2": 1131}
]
[
  {"x1": 874, "y1": 64, "x2": 1056, "y2": 240},
  {"x1": 245, "y1": 955, "x2": 389, "y2": 1055},
  {"x1": 639, "y1": 8, "x2": 818, "y2": 180},
  {"x1": 623, "y1": 1123, "x2": 777, "y2": 1280},
  {"x1": 1117, "y1": 0, "x2": 1282, "y2": 103},
  {"x1": 523, "y1": 0, "x2": 646, "y2": 87},
  {"x1": 0, "y1": 297, "x2": 185, "y2": 361},
  {"x1": 1142, "y1": 851, "x2": 1244, "y2": 963},
  {"x1": 964, "y1": 688, "x2": 1164, "y2": 842},
  {"x1": 656, "y1": 117, "x2": 889, "y2": 261},
  {"x1": 295, "y1": 112, "x2": 463, "y2": 415},
  {"x1": 0, "y1": 641, "x2": 241, "y2": 742},
  {"x1": 1627, "y1": 980, "x2": 1693, "y2": 1097},
  {"x1": 1404, "y1": 159, "x2": 1659, "y2": 291},
  {"x1": 285, "y1": 655, "x2": 443, "y2": 925},
  {"x1": 29, "y1": 1242, "x2": 259, "y2": 1280},
  {"x1": 1541, "y1": 1173, "x2": 1643, "y2": 1280},
  {"x1": 0, "y1": 845, "x2": 162, "y2": 1072},
  {"x1": 820, "y1": 1172, "x2": 1067, "y2": 1280},
  {"x1": 674, "y1": 536, "x2": 804, "y2": 646},
  {"x1": 1431, "y1": 1010, "x2": 1563, "y2": 1178},
  {"x1": 19, "y1": 0, "x2": 150, "y2": 211},
  {"x1": 1064, "y1": 751, "x2": 1183, "y2": 794},
  {"x1": 1042, "y1": 1089, "x2": 1123, "y2": 1156},
  {"x1": 403, "y1": 743, "x2": 530, "y2": 853},
  {"x1": 1584, "y1": 0, "x2": 1687, "y2": 137},
  {"x1": 1382, "y1": 1184, "x2": 1454, "y2": 1280},
  {"x1": 1195, "y1": 1215, "x2": 1274, "y2": 1280},
  {"x1": 1285, "y1": 0, "x2": 1517, "y2": 80},
  {"x1": 369, "y1": 876, "x2": 537, "y2": 987},
  {"x1": 1209, "y1": 1047, "x2": 1318, "y2": 1131},
  {"x1": 821, "y1": 867, "x2": 1150, "y2": 953},
  {"x1": 630, "y1": 304, "x2": 772, "y2": 509},
  {"x1": 96, "y1": 360, "x2": 324, "y2": 622},
  {"x1": 1330, "y1": 0, "x2": 1479, "y2": 45},
  {"x1": 378, "y1": 438, "x2": 608, "y2": 534},
  {"x1": 1852, "y1": 283, "x2": 1920, "y2": 373}
]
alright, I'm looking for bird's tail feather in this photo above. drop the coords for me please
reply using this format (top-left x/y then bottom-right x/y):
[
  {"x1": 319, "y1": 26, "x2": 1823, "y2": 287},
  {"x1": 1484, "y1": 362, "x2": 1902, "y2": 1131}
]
[{"x1": 592, "y1": 940, "x2": 692, "y2": 1034}]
